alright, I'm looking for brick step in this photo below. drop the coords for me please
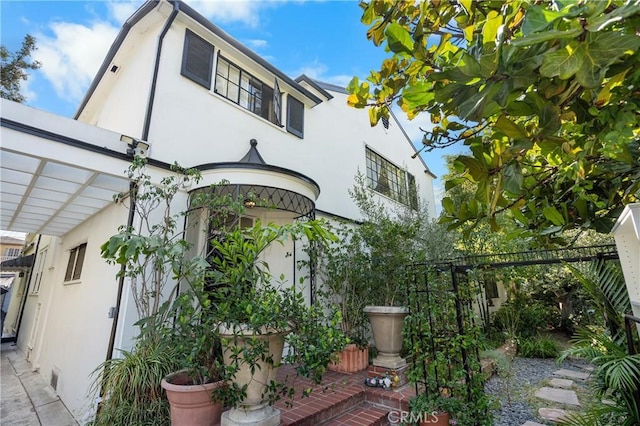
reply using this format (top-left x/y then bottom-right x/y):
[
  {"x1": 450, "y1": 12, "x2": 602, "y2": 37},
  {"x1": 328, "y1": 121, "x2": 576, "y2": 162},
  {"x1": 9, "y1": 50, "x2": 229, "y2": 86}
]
[
  {"x1": 275, "y1": 365, "x2": 415, "y2": 426},
  {"x1": 321, "y1": 402, "x2": 391, "y2": 426}
]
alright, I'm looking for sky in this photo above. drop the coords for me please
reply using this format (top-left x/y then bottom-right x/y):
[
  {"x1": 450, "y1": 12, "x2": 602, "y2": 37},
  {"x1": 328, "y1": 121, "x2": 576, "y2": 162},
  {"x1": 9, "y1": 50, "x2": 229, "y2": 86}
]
[{"x1": 1, "y1": 0, "x2": 468, "y2": 219}]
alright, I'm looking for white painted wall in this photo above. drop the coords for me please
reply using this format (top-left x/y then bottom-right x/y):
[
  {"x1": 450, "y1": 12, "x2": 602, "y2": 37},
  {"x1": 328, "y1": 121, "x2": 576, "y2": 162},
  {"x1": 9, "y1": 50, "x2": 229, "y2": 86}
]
[
  {"x1": 17, "y1": 203, "x2": 128, "y2": 421},
  {"x1": 81, "y1": 10, "x2": 436, "y2": 222}
]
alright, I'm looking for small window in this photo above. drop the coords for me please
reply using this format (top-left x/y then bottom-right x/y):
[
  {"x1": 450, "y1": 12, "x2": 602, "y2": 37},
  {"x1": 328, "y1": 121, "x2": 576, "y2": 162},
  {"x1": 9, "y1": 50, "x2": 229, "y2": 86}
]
[
  {"x1": 286, "y1": 95, "x2": 304, "y2": 138},
  {"x1": 181, "y1": 29, "x2": 214, "y2": 89},
  {"x1": 31, "y1": 247, "x2": 47, "y2": 294},
  {"x1": 4, "y1": 247, "x2": 21, "y2": 257},
  {"x1": 64, "y1": 243, "x2": 87, "y2": 282}
]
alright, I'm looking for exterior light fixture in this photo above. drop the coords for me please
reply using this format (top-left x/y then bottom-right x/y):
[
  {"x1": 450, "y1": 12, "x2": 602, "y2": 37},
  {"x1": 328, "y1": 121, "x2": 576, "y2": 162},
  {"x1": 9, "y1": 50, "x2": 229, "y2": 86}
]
[{"x1": 120, "y1": 134, "x2": 150, "y2": 158}]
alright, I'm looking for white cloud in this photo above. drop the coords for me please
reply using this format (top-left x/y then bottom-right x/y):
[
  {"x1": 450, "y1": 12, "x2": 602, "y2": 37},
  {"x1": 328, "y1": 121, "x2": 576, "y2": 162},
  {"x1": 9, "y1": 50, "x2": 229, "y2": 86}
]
[
  {"x1": 34, "y1": 21, "x2": 119, "y2": 103},
  {"x1": 107, "y1": 0, "x2": 144, "y2": 25},
  {"x1": 245, "y1": 39, "x2": 268, "y2": 50},
  {"x1": 185, "y1": 0, "x2": 274, "y2": 27}
]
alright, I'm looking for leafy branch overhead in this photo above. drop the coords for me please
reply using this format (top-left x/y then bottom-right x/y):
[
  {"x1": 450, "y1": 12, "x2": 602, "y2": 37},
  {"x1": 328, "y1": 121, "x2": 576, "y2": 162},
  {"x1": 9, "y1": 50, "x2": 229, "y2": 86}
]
[{"x1": 348, "y1": 0, "x2": 640, "y2": 245}]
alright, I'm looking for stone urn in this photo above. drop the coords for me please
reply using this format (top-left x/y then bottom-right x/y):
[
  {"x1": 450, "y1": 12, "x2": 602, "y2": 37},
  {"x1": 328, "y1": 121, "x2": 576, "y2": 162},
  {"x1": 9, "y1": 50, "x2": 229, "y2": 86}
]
[
  {"x1": 364, "y1": 305, "x2": 409, "y2": 368},
  {"x1": 218, "y1": 324, "x2": 288, "y2": 426}
]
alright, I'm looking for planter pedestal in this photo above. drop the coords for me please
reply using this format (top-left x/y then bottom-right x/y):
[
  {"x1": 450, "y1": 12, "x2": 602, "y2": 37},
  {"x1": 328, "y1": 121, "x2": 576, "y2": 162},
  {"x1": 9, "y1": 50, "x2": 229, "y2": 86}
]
[
  {"x1": 219, "y1": 325, "x2": 286, "y2": 426},
  {"x1": 221, "y1": 406, "x2": 280, "y2": 426},
  {"x1": 364, "y1": 306, "x2": 409, "y2": 369}
]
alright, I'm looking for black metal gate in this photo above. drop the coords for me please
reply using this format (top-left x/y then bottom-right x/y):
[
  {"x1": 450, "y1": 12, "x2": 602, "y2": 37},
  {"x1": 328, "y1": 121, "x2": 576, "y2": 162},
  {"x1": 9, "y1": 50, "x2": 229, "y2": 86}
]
[{"x1": 404, "y1": 243, "x2": 640, "y2": 425}]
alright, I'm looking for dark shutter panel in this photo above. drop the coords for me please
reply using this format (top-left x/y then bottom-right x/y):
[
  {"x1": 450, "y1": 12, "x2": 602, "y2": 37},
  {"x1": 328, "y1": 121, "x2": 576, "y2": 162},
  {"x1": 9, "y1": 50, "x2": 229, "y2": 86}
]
[
  {"x1": 181, "y1": 29, "x2": 214, "y2": 89},
  {"x1": 72, "y1": 243, "x2": 87, "y2": 280},
  {"x1": 286, "y1": 95, "x2": 304, "y2": 138},
  {"x1": 64, "y1": 248, "x2": 76, "y2": 281},
  {"x1": 273, "y1": 79, "x2": 282, "y2": 126}
]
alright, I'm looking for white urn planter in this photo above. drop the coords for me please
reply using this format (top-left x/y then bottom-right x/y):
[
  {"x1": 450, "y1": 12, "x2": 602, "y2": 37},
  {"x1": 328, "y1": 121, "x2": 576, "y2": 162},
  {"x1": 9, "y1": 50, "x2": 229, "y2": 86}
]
[
  {"x1": 218, "y1": 324, "x2": 287, "y2": 426},
  {"x1": 364, "y1": 305, "x2": 409, "y2": 369},
  {"x1": 612, "y1": 203, "x2": 640, "y2": 337}
]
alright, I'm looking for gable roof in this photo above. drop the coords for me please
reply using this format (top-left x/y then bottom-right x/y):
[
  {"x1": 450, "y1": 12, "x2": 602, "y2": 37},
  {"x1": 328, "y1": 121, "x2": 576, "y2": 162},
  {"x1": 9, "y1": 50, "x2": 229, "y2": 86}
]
[{"x1": 75, "y1": 0, "x2": 321, "y2": 120}]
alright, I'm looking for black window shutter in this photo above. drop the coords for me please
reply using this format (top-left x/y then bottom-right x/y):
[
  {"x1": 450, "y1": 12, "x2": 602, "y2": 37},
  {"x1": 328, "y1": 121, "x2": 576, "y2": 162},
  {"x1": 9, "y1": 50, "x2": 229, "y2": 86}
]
[
  {"x1": 181, "y1": 29, "x2": 214, "y2": 89},
  {"x1": 286, "y1": 95, "x2": 304, "y2": 138},
  {"x1": 273, "y1": 79, "x2": 282, "y2": 126}
]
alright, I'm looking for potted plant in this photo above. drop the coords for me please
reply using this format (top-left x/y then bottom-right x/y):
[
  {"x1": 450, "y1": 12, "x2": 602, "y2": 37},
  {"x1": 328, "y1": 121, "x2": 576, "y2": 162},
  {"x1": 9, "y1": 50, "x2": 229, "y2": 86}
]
[
  {"x1": 408, "y1": 392, "x2": 462, "y2": 426},
  {"x1": 92, "y1": 160, "x2": 207, "y2": 425},
  {"x1": 313, "y1": 221, "x2": 370, "y2": 373},
  {"x1": 160, "y1": 276, "x2": 227, "y2": 426},
  {"x1": 205, "y1": 219, "x2": 348, "y2": 426},
  {"x1": 348, "y1": 175, "x2": 428, "y2": 369}
]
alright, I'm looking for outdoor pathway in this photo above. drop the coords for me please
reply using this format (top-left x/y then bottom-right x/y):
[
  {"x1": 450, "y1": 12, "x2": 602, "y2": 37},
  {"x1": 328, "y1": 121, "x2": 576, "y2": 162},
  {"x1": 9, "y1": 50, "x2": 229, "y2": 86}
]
[
  {"x1": 0, "y1": 343, "x2": 77, "y2": 426},
  {"x1": 525, "y1": 363, "x2": 594, "y2": 425}
]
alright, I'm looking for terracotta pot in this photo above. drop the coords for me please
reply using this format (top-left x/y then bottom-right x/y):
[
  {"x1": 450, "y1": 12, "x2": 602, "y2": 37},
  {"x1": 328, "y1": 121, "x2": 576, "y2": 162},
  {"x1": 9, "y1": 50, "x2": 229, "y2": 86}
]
[
  {"x1": 364, "y1": 305, "x2": 409, "y2": 368},
  {"x1": 419, "y1": 411, "x2": 450, "y2": 426},
  {"x1": 328, "y1": 343, "x2": 369, "y2": 374},
  {"x1": 161, "y1": 370, "x2": 224, "y2": 426}
]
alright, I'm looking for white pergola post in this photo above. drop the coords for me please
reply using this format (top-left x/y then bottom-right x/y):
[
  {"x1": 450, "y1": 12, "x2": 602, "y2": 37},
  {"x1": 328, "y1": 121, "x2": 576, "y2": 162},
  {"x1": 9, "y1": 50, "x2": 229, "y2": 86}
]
[{"x1": 612, "y1": 203, "x2": 640, "y2": 337}]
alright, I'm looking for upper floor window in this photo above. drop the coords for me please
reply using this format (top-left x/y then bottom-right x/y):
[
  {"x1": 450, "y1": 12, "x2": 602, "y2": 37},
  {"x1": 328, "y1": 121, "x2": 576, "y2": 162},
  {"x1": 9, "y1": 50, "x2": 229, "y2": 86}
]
[
  {"x1": 181, "y1": 29, "x2": 214, "y2": 89},
  {"x1": 4, "y1": 247, "x2": 21, "y2": 257},
  {"x1": 365, "y1": 147, "x2": 418, "y2": 208},
  {"x1": 215, "y1": 56, "x2": 282, "y2": 126},
  {"x1": 64, "y1": 243, "x2": 87, "y2": 282}
]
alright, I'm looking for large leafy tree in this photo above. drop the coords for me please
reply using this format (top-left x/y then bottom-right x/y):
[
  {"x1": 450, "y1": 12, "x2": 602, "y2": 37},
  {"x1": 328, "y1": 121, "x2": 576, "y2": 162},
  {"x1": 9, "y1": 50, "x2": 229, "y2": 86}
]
[
  {"x1": 1, "y1": 34, "x2": 41, "y2": 103},
  {"x1": 348, "y1": 0, "x2": 640, "y2": 246}
]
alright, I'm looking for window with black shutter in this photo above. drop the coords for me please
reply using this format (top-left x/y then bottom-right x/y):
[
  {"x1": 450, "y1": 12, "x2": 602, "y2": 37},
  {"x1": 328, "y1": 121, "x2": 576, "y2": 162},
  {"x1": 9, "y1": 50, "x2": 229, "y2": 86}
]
[
  {"x1": 64, "y1": 243, "x2": 87, "y2": 282},
  {"x1": 181, "y1": 29, "x2": 214, "y2": 89},
  {"x1": 286, "y1": 95, "x2": 304, "y2": 138}
]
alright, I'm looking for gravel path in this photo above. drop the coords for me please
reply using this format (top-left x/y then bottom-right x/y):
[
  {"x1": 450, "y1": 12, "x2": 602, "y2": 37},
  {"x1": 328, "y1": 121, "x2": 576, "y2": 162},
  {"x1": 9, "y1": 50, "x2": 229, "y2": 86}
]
[{"x1": 485, "y1": 357, "x2": 591, "y2": 426}]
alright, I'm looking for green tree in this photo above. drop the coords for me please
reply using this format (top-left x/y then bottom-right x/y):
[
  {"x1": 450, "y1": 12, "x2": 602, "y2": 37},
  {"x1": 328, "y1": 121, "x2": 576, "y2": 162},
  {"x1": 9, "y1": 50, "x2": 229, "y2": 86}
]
[
  {"x1": 348, "y1": 0, "x2": 640, "y2": 246},
  {"x1": 1, "y1": 34, "x2": 41, "y2": 103}
]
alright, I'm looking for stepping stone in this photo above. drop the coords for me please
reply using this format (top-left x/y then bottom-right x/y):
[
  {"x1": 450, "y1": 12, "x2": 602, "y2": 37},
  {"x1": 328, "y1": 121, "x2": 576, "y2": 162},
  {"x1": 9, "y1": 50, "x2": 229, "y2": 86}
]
[
  {"x1": 535, "y1": 387, "x2": 580, "y2": 406},
  {"x1": 539, "y1": 407, "x2": 570, "y2": 423},
  {"x1": 553, "y1": 368, "x2": 590, "y2": 380},
  {"x1": 521, "y1": 422, "x2": 545, "y2": 426},
  {"x1": 549, "y1": 378, "x2": 574, "y2": 389}
]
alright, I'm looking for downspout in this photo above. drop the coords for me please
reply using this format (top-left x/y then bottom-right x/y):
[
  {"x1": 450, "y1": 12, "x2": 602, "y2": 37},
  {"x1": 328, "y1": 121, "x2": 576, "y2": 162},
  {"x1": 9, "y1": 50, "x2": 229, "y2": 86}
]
[
  {"x1": 14, "y1": 235, "x2": 42, "y2": 342},
  {"x1": 141, "y1": 0, "x2": 180, "y2": 141},
  {"x1": 104, "y1": 0, "x2": 180, "y2": 364},
  {"x1": 104, "y1": 181, "x2": 137, "y2": 363}
]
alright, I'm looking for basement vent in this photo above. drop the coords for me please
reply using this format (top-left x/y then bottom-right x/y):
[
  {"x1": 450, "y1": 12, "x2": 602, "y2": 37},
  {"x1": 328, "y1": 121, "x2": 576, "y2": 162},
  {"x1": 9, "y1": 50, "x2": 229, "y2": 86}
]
[{"x1": 50, "y1": 369, "x2": 59, "y2": 391}]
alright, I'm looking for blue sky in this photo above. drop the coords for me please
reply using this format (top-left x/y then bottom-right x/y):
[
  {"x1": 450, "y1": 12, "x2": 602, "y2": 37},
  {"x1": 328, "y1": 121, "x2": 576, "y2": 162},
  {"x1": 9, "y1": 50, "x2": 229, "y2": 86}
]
[{"x1": 1, "y1": 0, "x2": 467, "y2": 214}]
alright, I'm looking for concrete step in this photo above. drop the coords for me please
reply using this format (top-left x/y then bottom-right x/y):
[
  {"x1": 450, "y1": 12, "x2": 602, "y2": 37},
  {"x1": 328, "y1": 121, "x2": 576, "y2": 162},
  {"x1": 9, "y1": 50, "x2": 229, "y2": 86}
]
[
  {"x1": 535, "y1": 387, "x2": 580, "y2": 406},
  {"x1": 539, "y1": 407, "x2": 571, "y2": 423},
  {"x1": 552, "y1": 368, "x2": 590, "y2": 381}
]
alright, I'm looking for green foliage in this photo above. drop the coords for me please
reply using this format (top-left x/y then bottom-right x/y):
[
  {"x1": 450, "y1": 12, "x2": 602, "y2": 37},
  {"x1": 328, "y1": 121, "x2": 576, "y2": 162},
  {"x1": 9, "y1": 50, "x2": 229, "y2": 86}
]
[
  {"x1": 405, "y1": 267, "x2": 493, "y2": 425},
  {"x1": 89, "y1": 339, "x2": 178, "y2": 426},
  {"x1": 350, "y1": 0, "x2": 640, "y2": 245},
  {"x1": 557, "y1": 258, "x2": 640, "y2": 425},
  {"x1": 1, "y1": 34, "x2": 41, "y2": 103},
  {"x1": 492, "y1": 295, "x2": 556, "y2": 339},
  {"x1": 517, "y1": 335, "x2": 560, "y2": 358}
]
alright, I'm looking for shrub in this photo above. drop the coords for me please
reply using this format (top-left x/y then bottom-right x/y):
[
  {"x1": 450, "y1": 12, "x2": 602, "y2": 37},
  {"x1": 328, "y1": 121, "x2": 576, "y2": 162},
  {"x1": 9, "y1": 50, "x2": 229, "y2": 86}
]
[{"x1": 517, "y1": 335, "x2": 559, "y2": 358}]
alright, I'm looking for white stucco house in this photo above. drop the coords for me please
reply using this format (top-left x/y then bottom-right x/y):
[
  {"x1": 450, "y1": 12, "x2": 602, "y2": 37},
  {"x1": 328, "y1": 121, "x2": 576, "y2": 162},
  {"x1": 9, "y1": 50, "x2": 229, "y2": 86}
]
[{"x1": 0, "y1": 0, "x2": 436, "y2": 421}]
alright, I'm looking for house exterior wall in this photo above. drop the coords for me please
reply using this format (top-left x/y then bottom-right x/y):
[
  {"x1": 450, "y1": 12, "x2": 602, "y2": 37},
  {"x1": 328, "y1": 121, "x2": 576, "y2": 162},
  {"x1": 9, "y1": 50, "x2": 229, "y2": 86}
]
[
  {"x1": 77, "y1": 8, "x2": 435, "y2": 221},
  {"x1": 16, "y1": 204, "x2": 128, "y2": 421},
  {"x1": 5, "y1": 1, "x2": 438, "y2": 422}
]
